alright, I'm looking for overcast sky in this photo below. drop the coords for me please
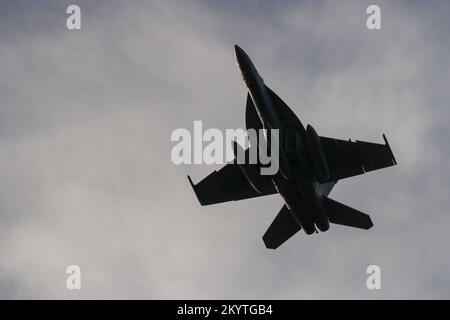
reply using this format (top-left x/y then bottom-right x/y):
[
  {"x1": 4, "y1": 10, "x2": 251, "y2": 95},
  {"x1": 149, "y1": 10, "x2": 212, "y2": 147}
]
[{"x1": 0, "y1": 0, "x2": 449, "y2": 299}]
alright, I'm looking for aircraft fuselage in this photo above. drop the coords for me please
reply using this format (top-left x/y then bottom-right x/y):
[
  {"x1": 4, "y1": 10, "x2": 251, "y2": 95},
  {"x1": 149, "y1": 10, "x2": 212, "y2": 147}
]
[{"x1": 235, "y1": 45, "x2": 330, "y2": 234}]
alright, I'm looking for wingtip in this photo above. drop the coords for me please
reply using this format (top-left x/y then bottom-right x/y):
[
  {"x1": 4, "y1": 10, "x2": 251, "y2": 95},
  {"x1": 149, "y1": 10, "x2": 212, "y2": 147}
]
[
  {"x1": 382, "y1": 133, "x2": 397, "y2": 165},
  {"x1": 187, "y1": 175, "x2": 195, "y2": 187},
  {"x1": 187, "y1": 175, "x2": 205, "y2": 206},
  {"x1": 262, "y1": 236, "x2": 277, "y2": 250},
  {"x1": 367, "y1": 216, "x2": 374, "y2": 230}
]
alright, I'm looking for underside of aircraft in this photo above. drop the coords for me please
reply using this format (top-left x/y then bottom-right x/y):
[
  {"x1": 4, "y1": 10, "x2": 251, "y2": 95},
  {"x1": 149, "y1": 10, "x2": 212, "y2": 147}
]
[{"x1": 188, "y1": 45, "x2": 397, "y2": 249}]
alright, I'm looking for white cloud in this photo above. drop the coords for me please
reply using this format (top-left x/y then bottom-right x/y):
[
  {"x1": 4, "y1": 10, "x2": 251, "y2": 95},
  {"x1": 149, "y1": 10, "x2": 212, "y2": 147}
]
[{"x1": 0, "y1": 0, "x2": 449, "y2": 298}]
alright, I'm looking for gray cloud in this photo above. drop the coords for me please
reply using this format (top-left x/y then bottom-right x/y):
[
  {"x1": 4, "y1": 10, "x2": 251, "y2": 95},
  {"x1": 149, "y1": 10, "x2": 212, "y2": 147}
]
[{"x1": 0, "y1": 0, "x2": 449, "y2": 299}]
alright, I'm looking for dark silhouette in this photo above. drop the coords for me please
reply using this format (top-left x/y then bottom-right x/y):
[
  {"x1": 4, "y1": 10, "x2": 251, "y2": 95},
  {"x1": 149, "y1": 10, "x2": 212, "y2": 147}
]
[{"x1": 188, "y1": 45, "x2": 397, "y2": 249}]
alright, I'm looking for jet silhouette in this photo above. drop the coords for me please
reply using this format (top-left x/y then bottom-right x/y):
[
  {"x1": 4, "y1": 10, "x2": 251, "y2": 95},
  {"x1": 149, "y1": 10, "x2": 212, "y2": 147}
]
[{"x1": 188, "y1": 45, "x2": 397, "y2": 249}]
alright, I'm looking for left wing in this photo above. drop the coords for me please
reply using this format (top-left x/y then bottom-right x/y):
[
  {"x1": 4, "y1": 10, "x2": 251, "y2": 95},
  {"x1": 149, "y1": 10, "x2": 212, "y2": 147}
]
[
  {"x1": 320, "y1": 134, "x2": 397, "y2": 182},
  {"x1": 188, "y1": 149, "x2": 277, "y2": 206}
]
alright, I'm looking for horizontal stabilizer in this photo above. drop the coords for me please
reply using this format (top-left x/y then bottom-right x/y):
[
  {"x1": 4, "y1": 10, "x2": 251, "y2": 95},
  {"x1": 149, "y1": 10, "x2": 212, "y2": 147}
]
[
  {"x1": 263, "y1": 205, "x2": 301, "y2": 249},
  {"x1": 323, "y1": 197, "x2": 373, "y2": 230}
]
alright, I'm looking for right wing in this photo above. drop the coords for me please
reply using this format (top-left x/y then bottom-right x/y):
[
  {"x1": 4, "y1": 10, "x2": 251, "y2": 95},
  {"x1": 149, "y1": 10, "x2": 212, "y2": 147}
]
[
  {"x1": 188, "y1": 149, "x2": 277, "y2": 206},
  {"x1": 320, "y1": 134, "x2": 397, "y2": 182},
  {"x1": 262, "y1": 205, "x2": 301, "y2": 249}
]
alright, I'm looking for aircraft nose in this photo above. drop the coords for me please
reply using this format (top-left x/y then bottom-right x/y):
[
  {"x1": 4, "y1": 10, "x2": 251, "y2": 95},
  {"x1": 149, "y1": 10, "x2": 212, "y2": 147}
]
[
  {"x1": 234, "y1": 44, "x2": 243, "y2": 56},
  {"x1": 234, "y1": 44, "x2": 249, "y2": 69}
]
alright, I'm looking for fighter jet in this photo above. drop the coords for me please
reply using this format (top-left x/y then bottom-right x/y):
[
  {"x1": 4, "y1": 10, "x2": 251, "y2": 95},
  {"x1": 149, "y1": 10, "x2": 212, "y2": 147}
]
[{"x1": 188, "y1": 45, "x2": 397, "y2": 249}]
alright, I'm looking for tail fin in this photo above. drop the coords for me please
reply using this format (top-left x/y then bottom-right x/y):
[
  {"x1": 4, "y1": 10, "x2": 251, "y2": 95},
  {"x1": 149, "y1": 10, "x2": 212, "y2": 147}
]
[{"x1": 323, "y1": 197, "x2": 373, "y2": 230}]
